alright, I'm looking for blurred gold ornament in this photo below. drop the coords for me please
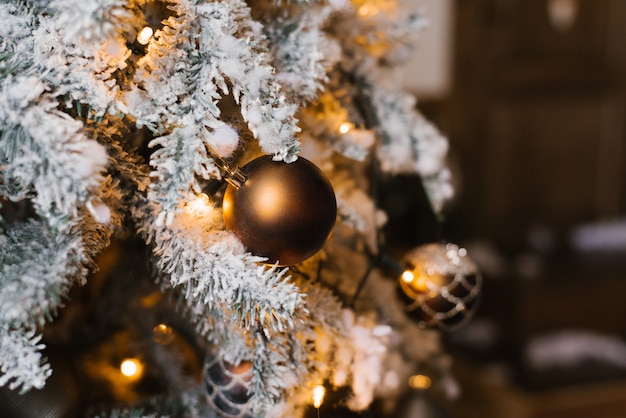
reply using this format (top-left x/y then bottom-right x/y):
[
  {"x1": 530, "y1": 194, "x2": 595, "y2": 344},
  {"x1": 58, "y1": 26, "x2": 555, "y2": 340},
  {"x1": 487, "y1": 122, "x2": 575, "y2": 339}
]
[{"x1": 397, "y1": 243, "x2": 482, "y2": 330}]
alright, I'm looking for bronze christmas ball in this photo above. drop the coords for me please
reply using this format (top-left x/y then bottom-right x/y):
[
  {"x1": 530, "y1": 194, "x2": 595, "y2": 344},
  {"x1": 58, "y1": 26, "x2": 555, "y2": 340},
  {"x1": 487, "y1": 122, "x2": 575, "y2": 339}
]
[
  {"x1": 223, "y1": 155, "x2": 337, "y2": 266},
  {"x1": 397, "y1": 243, "x2": 482, "y2": 331}
]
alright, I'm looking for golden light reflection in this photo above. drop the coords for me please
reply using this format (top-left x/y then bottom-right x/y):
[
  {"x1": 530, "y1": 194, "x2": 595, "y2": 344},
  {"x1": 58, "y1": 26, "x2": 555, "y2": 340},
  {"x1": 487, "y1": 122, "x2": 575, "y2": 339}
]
[
  {"x1": 254, "y1": 182, "x2": 286, "y2": 223},
  {"x1": 409, "y1": 374, "x2": 431, "y2": 390},
  {"x1": 137, "y1": 26, "x2": 154, "y2": 45},
  {"x1": 120, "y1": 358, "x2": 143, "y2": 380},
  {"x1": 312, "y1": 384, "x2": 326, "y2": 408}
]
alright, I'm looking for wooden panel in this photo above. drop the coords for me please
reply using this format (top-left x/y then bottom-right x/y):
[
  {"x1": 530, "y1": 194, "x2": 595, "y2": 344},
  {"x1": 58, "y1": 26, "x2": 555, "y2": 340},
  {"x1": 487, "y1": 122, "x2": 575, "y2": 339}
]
[
  {"x1": 481, "y1": 96, "x2": 624, "y2": 246},
  {"x1": 446, "y1": 0, "x2": 626, "y2": 250}
]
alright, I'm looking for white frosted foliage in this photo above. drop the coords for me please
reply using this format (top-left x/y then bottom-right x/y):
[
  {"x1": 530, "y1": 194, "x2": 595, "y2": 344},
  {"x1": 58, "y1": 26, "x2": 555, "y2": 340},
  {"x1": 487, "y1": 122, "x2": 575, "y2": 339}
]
[
  {"x1": 210, "y1": 124, "x2": 240, "y2": 157},
  {"x1": 0, "y1": 328, "x2": 51, "y2": 392}
]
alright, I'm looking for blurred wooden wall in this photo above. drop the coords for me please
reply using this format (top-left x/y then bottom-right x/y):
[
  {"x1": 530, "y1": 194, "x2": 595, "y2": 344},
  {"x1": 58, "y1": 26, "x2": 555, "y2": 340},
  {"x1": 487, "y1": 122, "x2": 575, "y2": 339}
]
[{"x1": 440, "y1": 0, "x2": 626, "y2": 253}]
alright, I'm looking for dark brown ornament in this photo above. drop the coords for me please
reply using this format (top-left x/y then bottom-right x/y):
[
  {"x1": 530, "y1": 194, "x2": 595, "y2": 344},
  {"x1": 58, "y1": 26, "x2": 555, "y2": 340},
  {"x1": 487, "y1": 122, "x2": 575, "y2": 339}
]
[
  {"x1": 397, "y1": 243, "x2": 482, "y2": 331},
  {"x1": 203, "y1": 352, "x2": 253, "y2": 418},
  {"x1": 223, "y1": 155, "x2": 337, "y2": 266}
]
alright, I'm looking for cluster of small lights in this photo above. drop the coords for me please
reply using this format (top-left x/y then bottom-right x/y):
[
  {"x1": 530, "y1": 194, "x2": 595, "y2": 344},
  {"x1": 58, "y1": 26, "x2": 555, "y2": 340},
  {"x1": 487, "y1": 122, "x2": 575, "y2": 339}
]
[
  {"x1": 408, "y1": 243, "x2": 476, "y2": 277},
  {"x1": 447, "y1": 246, "x2": 467, "y2": 266}
]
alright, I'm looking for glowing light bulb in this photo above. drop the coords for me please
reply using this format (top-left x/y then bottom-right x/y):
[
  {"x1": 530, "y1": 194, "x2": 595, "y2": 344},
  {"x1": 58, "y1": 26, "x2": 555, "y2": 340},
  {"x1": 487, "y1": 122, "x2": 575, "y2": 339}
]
[
  {"x1": 409, "y1": 374, "x2": 431, "y2": 390},
  {"x1": 120, "y1": 358, "x2": 143, "y2": 380},
  {"x1": 401, "y1": 269, "x2": 430, "y2": 293},
  {"x1": 339, "y1": 122, "x2": 352, "y2": 134},
  {"x1": 137, "y1": 26, "x2": 154, "y2": 45},
  {"x1": 186, "y1": 193, "x2": 213, "y2": 215},
  {"x1": 312, "y1": 385, "x2": 326, "y2": 408}
]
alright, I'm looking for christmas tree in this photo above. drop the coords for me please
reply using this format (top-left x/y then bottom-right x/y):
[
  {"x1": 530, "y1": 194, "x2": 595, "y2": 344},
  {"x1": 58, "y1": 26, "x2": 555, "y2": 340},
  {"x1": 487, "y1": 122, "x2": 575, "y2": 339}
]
[{"x1": 0, "y1": 0, "x2": 480, "y2": 416}]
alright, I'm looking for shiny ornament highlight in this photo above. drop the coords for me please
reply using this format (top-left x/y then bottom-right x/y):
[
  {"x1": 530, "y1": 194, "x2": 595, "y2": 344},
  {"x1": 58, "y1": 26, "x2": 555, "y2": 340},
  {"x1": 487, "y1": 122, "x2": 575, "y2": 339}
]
[{"x1": 223, "y1": 155, "x2": 337, "y2": 265}]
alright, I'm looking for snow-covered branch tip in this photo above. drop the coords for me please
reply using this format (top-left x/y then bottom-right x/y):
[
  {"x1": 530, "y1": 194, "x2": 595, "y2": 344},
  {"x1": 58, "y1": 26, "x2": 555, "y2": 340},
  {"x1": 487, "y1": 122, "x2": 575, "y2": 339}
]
[{"x1": 0, "y1": 327, "x2": 52, "y2": 393}]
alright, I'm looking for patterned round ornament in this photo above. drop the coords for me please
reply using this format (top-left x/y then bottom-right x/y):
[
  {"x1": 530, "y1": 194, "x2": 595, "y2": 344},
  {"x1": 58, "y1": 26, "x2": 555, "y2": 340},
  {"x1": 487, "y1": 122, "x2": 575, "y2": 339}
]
[
  {"x1": 223, "y1": 155, "x2": 337, "y2": 266},
  {"x1": 396, "y1": 243, "x2": 482, "y2": 330},
  {"x1": 203, "y1": 353, "x2": 254, "y2": 418}
]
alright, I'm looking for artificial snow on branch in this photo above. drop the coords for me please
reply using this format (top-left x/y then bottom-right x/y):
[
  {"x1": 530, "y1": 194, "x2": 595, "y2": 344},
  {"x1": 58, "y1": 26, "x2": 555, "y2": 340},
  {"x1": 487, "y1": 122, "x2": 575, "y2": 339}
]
[
  {"x1": 266, "y1": 3, "x2": 344, "y2": 104},
  {"x1": 0, "y1": 327, "x2": 51, "y2": 393},
  {"x1": 195, "y1": 0, "x2": 301, "y2": 161},
  {"x1": 370, "y1": 84, "x2": 453, "y2": 212},
  {"x1": 48, "y1": 0, "x2": 135, "y2": 44},
  {"x1": 0, "y1": 219, "x2": 83, "y2": 329},
  {"x1": 0, "y1": 96, "x2": 109, "y2": 226}
]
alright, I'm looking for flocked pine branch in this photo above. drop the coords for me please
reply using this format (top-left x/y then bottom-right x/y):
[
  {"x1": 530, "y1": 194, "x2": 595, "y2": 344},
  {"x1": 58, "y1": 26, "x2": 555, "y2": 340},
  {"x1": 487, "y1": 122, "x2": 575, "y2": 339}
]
[
  {"x1": 0, "y1": 327, "x2": 51, "y2": 393},
  {"x1": 92, "y1": 390, "x2": 218, "y2": 418},
  {"x1": 195, "y1": 0, "x2": 301, "y2": 161},
  {"x1": 0, "y1": 1, "x2": 38, "y2": 78},
  {"x1": 1, "y1": 2, "x2": 111, "y2": 227},
  {"x1": 134, "y1": 195, "x2": 305, "y2": 334},
  {"x1": 48, "y1": 0, "x2": 135, "y2": 44},
  {"x1": 123, "y1": 0, "x2": 301, "y2": 220},
  {"x1": 0, "y1": 176, "x2": 122, "y2": 391},
  {"x1": 265, "y1": 2, "x2": 342, "y2": 104},
  {"x1": 369, "y1": 83, "x2": 453, "y2": 212},
  {"x1": 134, "y1": 204, "x2": 307, "y2": 411},
  {"x1": 0, "y1": 219, "x2": 84, "y2": 329},
  {"x1": 123, "y1": 2, "x2": 228, "y2": 217},
  {"x1": 0, "y1": 90, "x2": 109, "y2": 226}
]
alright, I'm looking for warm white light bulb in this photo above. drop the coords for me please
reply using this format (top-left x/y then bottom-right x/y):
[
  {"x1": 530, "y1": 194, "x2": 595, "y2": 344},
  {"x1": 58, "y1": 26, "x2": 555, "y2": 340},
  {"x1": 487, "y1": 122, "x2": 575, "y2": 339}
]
[
  {"x1": 339, "y1": 122, "x2": 352, "y2": 134},
  {"x1": 137, "y1": 26, "x2": 154, "y2": 45},
  {"x1": 312, "y1": 385, "x2": 326, "y2": 408},
  {"x1": 120, "y1": 358, "x2": 143, "y2": 379}
]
